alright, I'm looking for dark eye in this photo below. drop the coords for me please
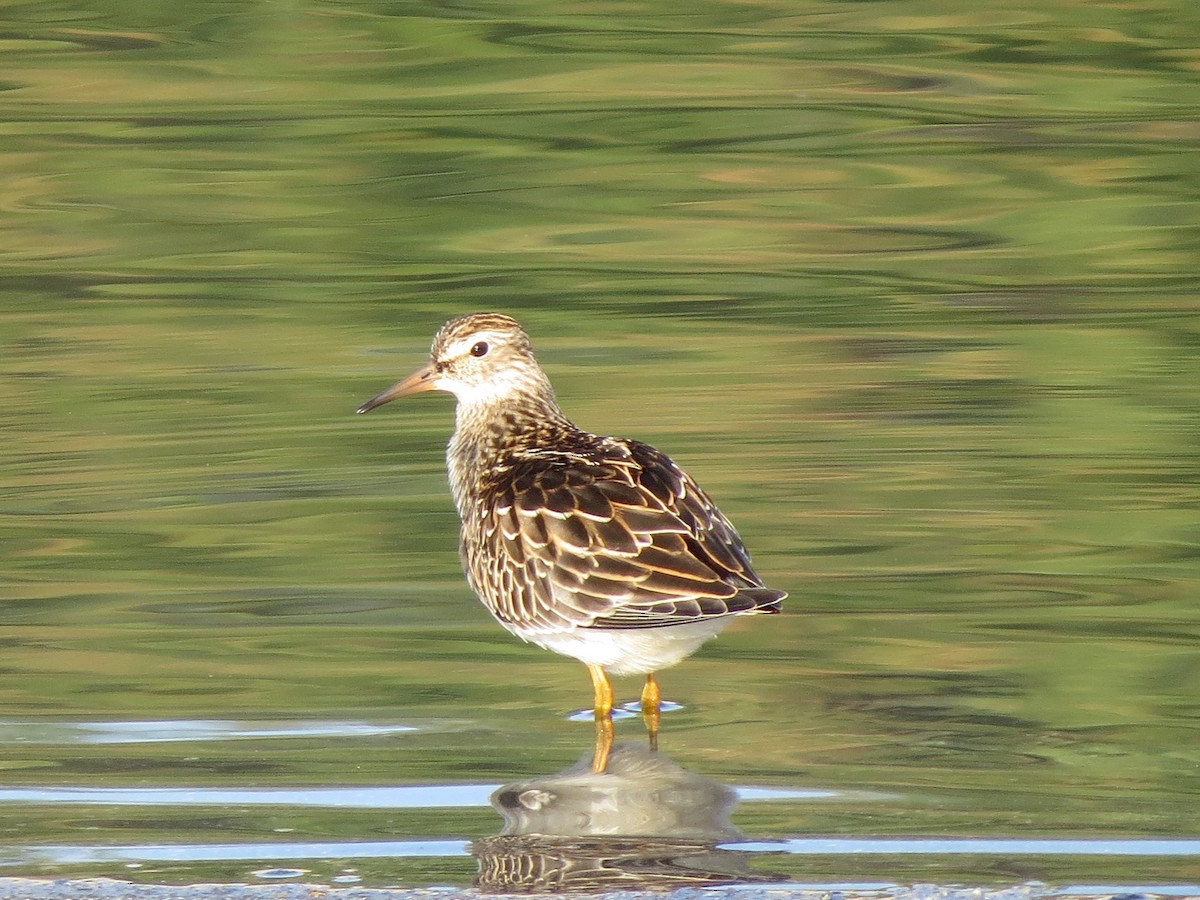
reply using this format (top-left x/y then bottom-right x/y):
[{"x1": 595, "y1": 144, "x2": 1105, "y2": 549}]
[{"x1": 470, "y1": 341, "x2": 489, "y2": 357}]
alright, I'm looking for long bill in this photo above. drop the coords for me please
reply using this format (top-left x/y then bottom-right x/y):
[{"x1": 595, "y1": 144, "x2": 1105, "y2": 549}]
[{"x1": 356, "y1": 363, "x2": 438, "y2": 413}]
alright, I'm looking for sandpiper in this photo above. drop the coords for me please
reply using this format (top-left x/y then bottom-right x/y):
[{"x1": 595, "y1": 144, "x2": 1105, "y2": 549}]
[{"x1": 357, "y1": 313, "x2": 785, "y2": 766}]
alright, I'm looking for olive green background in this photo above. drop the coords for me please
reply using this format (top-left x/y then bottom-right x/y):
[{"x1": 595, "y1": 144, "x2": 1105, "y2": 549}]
[{"x1": 1, "y1": 0, "x2": 1198, "y2": 888}]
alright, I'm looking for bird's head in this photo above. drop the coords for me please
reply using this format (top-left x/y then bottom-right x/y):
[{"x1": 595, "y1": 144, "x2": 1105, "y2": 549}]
[{"x1": 357, "y1": 312, "x2": 554, "y2": 414}]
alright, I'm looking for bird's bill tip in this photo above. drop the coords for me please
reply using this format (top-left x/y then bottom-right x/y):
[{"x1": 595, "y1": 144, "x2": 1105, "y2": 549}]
[{"x1": 355, "y1": 364, "x2": 438, "y2": 414}]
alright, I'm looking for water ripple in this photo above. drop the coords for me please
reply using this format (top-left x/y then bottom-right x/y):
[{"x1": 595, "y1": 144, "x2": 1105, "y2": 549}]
[
  {"x1": 731, "y1": 838, "x2": 1200, "y2": 857},
  {"x1": 1, "y1": 837, "x2": 1197, "y2": 869},
  {"x1": 0, "y1": 782, "x2": 827, "y2": 808},
  {"x1": 0, "y1": 720, "x2": 415, "y2": 745}
]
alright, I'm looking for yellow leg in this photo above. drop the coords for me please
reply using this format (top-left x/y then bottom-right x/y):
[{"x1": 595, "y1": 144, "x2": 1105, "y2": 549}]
[
  {"x1": 641, "y1": 672, "x2": 661, "y2": 711},
  {"x1": 641, "y1": 673, "x2": 661, "y2": 752},
  {"x1": 588, "y1": 663, "x2": 614, "y2": 718},
  {"x1": 588, "y1": 664, "x2": 614, "y2": 773}
]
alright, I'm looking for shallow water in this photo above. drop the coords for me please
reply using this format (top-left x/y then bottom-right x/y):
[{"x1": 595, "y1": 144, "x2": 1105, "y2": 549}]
[{"x1": 1, "y1": 0, "x2": 1199, "y2": 893}]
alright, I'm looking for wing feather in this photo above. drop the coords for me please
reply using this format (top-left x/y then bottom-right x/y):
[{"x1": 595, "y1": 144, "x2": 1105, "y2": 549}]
[{"x1": 468, "y1": 438, "x2": 784, "y2": 635}]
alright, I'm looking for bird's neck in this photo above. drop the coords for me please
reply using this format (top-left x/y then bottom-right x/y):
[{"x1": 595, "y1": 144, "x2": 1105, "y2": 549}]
[{"x1": 446, "y1": 391, "x2": 575, "y2": 519}]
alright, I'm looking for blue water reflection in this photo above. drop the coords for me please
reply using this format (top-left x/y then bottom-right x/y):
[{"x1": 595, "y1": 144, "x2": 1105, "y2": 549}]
[
  {"x1": 0, "y1": 784, "x2": 494, "y2": 809},
  {"x1": 2, "y1": 838, "x2": 1197, "y2": 866},
  {"x1": 0, "y1": 720, "x2": 414, "y2": 745},
  {"x1": 732, "y1": 839, "x2": 1200, "y2": 857},
  {"x1": 0, "y1": 737, "x2": 1195, "y2": 896}
]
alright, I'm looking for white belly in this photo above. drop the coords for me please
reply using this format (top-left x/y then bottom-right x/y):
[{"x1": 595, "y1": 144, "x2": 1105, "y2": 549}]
[{"x1": 513, "y1": 618, "x2": 733, "y2": 675}]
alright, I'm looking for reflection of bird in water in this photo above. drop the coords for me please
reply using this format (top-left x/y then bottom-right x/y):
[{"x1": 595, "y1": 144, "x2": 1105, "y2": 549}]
[
  {"x1": 472, "y1": 742, "x2": 780, "y2": 893},
  {"x1": 357, "y1": 314, "x2": 785, "y2": 770}
]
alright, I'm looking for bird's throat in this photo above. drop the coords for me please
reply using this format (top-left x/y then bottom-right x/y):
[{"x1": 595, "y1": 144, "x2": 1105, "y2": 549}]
[{"x1": 446, "y1": 395, "x2": 573, "y2": 521}]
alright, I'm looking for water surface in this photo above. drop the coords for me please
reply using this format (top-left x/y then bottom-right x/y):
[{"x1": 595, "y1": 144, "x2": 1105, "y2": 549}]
[{"x1": 1, "y1": 0, "x2": 1198, "y2": 892}]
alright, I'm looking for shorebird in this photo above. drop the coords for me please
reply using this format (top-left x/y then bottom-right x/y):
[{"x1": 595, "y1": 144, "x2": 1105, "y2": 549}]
[{"x1": 357, "y1": 313, "x2": 785, "y2": 768}]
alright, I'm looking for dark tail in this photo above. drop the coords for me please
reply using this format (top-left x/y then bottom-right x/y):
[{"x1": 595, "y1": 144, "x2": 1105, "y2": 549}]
[{"x1": 733, "y1": 587, "x2": 785, "y2": 614}]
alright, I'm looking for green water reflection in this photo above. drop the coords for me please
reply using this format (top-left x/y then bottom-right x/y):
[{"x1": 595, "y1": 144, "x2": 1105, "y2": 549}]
[{"x1": 1, "y1": 0, "x2": 1199, "y2": 888}]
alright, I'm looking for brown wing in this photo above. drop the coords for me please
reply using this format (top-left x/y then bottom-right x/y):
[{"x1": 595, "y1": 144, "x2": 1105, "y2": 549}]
[{"x1": 467, "y1": 439, "x2": 785, "y2": 635}]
